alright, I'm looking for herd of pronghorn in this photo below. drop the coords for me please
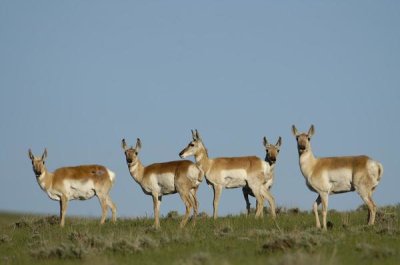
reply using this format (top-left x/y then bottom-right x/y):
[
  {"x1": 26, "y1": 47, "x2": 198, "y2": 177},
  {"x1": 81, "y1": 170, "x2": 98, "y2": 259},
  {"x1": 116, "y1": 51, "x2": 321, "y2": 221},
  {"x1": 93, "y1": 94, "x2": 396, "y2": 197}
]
[{"x1": 28, "y1": 125, "x2": 383, "y2": 230}]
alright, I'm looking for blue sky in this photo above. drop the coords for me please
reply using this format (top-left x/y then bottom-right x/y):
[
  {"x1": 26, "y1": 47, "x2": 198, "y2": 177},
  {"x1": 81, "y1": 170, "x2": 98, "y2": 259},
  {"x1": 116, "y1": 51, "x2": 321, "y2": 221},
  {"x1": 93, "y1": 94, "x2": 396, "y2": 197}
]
[{"x1": 1, "y1": 1, "x2": 399, "y2": 218}]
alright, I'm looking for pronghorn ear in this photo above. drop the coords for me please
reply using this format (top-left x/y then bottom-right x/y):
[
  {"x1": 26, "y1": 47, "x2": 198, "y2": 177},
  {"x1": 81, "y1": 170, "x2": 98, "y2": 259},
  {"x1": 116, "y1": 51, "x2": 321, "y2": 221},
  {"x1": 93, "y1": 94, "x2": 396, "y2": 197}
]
[
  {"x1": 136, "y1": 138, "x2": 142, "y2": 151},
  {"x1": 122, "y1": 139, "x2": 128, "y2": 150},
  {"x1": 292, "y1": 125, "x2": 298, "y2": 136},
  {"x1": 276, "y1": 136, "x2": 282, "y2": 147},
  {"x1": 42, "y1": 148, "x2": 47, "y2": 160},
  {"x1": 263, "y1": 136, "x2": 268, "y2": 147},
  {"x1": 308, "y1": 125, "x2": 315, "y2": 137},
  {"x1": 195, "y1": 129, "x2": 202, "y2": 141},
  {"x1": 28, "y1": 149, "x2": 34, "y2": 160},
  {"x1": 191, "y1": 129, "x2": 197, "y2": 140}
]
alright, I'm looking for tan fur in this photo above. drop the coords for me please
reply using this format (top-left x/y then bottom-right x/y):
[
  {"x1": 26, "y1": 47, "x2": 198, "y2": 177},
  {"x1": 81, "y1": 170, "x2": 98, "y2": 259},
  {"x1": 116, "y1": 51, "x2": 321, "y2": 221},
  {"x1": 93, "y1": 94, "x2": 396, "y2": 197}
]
[
  {"x1": 52, "y1": 165, "x2": 111, "y2": 186},
  {"x1": 292, "y1": 125, "x2": 383, "y2": 229},
  {"x1": 243, "y1": 136, "x2": 281, "y2": 216},
  {"x1": 122, "y1": 138, "x2": 202, "y2": 229},
  {"x1": 179, "y1": 130, "x2": 276, "y2": 219},
  {"x1": 28, "y1": 149, "x2": 117, "y2": 227},
  {"x1": 209, "y1": 156, "x2": 265, "y2": 176},
  {"x1": 312, "y1": 156, "x2": 369, "y2": 180}
]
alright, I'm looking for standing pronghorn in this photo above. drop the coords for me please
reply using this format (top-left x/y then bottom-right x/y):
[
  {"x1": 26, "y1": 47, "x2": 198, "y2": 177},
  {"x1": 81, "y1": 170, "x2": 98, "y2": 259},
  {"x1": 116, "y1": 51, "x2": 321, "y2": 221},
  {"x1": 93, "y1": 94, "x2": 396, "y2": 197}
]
[
  {"x1": 242, "y1": 136, "x2": 281, "y2": 216},
  {"x1": 292, "y1": 125, "x2": 383, "y2": 229},
  {"x1": 179, "y1": 130, "x2": 276, "y2": 219},
  {"x1": 121, "y1": 138, "x2": 202, "y2": 229},
  {"x1": 28, "y1": 149, "x2": 117, "y2": 227}
]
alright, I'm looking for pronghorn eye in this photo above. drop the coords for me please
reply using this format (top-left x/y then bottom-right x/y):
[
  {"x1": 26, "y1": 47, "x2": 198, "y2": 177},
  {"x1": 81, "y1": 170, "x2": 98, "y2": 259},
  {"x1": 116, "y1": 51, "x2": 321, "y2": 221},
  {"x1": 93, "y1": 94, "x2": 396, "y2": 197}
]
[
  {"x1": 135, "y1": 152, "x2": 138, "y2": 155},
  {"x1": 190, "y1": 143, "x2": 194, "y2": 147},
  {"x1": 308, "y1": 137, "x2": 311, "y2": 141}
]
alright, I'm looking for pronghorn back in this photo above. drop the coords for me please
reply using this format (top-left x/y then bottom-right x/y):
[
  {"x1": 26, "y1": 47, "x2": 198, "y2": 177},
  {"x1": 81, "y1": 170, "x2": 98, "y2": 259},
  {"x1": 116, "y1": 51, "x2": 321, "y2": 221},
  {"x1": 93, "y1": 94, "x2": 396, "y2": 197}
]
[
  {"x1": 53, "y1": 165, "x2": 114, "y2": 184},
  {"x1": 211, "y1": 156, "x2": 265, "y2": 173},
  {"x1": 144, "y1": 160, "x2": 193, "y2": 175},
  {"x1": 312, "y1": 155, "x2": 370, "y2": 176}
]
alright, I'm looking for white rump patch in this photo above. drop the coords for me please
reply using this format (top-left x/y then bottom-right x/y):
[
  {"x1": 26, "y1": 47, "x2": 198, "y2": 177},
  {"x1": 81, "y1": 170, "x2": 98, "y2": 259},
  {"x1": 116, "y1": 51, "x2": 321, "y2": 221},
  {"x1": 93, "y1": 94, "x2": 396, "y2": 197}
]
[
  {"x1": 107, "y1": 168, "x2": 116, "y2": 183},
  {"x1": 367, "y1": 160, "x2": 381, "y2": 185}
]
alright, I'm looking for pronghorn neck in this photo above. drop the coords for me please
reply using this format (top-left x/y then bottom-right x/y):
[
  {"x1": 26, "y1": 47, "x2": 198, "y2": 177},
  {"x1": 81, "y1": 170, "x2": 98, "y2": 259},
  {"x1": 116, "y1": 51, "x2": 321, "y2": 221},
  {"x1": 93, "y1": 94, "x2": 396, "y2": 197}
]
[
  {"x1": 129, "y1": 160, "x2": 145, "y2": 183},
  {"x1": 36, "y1": 167, "x2": 53, "y2": 191},
  {"x1": 270, "y1": 163, "x2": 276, "y2": 173},
  {"x1": 299, "y1": 146, "x2": 317, "y2": 178},
  {"x1": 194, "y1": 147, "x2": 211, "y2": 174}
]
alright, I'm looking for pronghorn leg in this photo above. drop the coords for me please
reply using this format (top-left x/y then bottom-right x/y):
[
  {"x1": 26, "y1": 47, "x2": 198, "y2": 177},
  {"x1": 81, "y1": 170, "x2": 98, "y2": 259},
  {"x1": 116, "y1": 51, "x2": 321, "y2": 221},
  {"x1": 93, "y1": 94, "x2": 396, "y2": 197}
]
[
  {"x1": 359, "y1": 192, "x2": 377, "y2": 225},
  {"x1": 59, "y1": 195, "x2": 68, "y2": 227},
  {"x1": 98, "y1": 195, "x2": 108, "y2": 224},
  {"x1": 263, "y1": 189, "x2": 276, "y2": 219},
  {"x1": 368, "y1": 194, "x2": 377, "y2": 225},
  {"x1": 242, "y1": 187, "x2": 251, "y2": 216},
  {"x1": 212, "y1": 185, "x2": 223, "y2": 219},
  {"x1": 190, "y1": 188, "x2": 199, "y2": 224},
  {"x1": 179, "y1": 193, "x2": 192, "y2": 228},
  {"x1": 320, "y1": 192, "x2": 329, "y2": 230},
  {"x1": 313, "y1": 195, "x2": 322, "y2": 229},
  {"x1": 356, "y1": 184, "x2": 378, "y2": 225},
  {"x1": 252, "y1": 189, "x2": 264, "y2": 218},
  {"x1": 152, "y1": 193, "x2": 161, "y2": 229},
  {"x1": 106, "y1": 195, "x2": 117, "y2": 223}
]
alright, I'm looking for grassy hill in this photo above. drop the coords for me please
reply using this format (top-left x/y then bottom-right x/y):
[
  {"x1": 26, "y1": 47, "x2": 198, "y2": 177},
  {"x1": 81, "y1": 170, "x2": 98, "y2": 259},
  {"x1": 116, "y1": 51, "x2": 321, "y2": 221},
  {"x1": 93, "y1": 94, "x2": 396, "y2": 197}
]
[{"x1": 0, "y1": 205, "x2": 399, "y2": 265}]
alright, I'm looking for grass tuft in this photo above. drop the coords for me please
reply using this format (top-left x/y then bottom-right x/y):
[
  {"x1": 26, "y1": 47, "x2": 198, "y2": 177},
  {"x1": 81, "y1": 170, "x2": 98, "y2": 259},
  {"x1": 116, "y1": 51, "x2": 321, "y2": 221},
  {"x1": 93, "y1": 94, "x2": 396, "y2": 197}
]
[
  {"x1": 0, "y1": 234, "x2": 11, "y2": 244},
  {"x1": 31, "y1": 243, "x2": 87, "y2": 259},
  {"x1": 261, "y1": 230, "x2": 329, "y2": 253},
  {"x1": 166, "y1": 211, "x2": 180, "y2": 220},
  {"x1": 215, "y1": 225, "x2": 233, "y2": 237}
]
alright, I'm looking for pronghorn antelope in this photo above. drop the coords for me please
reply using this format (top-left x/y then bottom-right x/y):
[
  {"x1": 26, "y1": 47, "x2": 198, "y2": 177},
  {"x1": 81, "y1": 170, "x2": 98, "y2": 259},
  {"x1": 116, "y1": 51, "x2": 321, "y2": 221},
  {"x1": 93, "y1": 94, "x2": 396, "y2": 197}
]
[
  {"x1": 28, "y1": 149, "x2": 117, "y2": 227},
  {"x1": 242, "y1": 136, "x2": 281, "y2": 216},
  {"x1": 121, "y1": 138, "x2": 202, "y2": 229},
  {"x1": 179, "y1": 130, "x2": 276, "y2": 219},
  {"x1": 292, "y1": 125, "x2": 383, "y2": 229}
]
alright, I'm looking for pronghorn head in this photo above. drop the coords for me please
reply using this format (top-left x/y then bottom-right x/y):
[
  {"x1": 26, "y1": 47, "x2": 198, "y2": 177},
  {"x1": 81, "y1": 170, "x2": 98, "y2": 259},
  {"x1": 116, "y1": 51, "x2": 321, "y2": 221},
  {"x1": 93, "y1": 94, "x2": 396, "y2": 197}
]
[
  {"x1": 179, "y1": 129, "x2": 206, "y2": 159},
  {"x1": 292, "y1": 125, "x2": 314, "y2": 154},
  {"x1": 121, "y1": 138, "x2": 141, "y2": 166},
  {"x1": 28, "y1": 148, "x2": 47, "y2": 177},
  {"x1": 263, "y1": 136, "x2": 282, "y2": 165}
]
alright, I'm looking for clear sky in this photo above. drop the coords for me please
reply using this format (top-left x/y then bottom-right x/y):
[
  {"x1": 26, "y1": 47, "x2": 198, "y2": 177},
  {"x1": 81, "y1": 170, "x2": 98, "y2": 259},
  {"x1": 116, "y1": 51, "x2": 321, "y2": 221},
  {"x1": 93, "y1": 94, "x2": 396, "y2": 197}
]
[{"x1": 1, "y1": 1, "x2": 399, "y2": 218}]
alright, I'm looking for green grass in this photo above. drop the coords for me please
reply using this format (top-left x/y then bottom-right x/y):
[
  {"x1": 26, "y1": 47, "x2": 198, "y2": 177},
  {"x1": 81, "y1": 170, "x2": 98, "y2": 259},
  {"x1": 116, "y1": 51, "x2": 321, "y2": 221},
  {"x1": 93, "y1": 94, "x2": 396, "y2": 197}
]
[{"x1": 0, "y1": 205, "x2": 399, "y2": 265}]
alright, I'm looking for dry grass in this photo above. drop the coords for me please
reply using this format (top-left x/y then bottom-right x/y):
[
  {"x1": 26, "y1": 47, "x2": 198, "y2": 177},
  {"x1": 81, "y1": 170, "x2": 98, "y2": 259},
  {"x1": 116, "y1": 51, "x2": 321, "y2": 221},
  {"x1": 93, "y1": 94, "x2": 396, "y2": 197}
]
[
  {"x1": 261, "y1": 230, "x2": 333, "y2": 253},
  {"x1": 0, "y1": 204, "x2": 399, "y2": 265}
]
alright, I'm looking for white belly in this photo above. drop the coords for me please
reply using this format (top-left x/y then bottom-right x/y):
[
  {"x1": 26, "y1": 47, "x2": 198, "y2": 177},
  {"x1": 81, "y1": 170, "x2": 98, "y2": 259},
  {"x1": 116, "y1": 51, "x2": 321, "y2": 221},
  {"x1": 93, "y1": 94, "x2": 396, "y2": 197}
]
[
  {"x1": 64, "y1": 179, "x2": 96, "y2": 200},
  {"x1": 155, "y1": 173, "x2": 176, "y2": 195},
  {"x1": 326, "y1": 169, "x2": 353, "y2": 193},
  {"x1": 221, "y1": 169, "x2": 247, "y2": 188}
]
